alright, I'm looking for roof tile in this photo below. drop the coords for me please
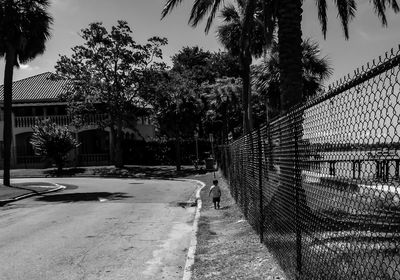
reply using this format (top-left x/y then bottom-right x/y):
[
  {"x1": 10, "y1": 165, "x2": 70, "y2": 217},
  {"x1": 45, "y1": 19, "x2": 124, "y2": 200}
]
[{"x1": 0, "y1": 72, "x2": 68, "y2": 103}]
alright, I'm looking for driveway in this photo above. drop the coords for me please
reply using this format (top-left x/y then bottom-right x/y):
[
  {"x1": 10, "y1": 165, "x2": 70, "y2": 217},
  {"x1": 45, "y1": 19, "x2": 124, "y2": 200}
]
[{"x1": 0, "y1": 178, "x2": 198, "y2": 280}]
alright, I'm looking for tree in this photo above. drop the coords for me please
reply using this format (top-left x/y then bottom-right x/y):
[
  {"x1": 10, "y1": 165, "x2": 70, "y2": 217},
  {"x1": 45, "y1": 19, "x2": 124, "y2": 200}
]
[
  {"x1": 141, "y1": 70, "x2": 202, "y2": 171},
  {"x1": 252, "y1": 38, "x2": 332, "y2": 123},
  {"x1": 171, "y1": 47, "x2": 241, "y2": 84},
  {"x1": 55, "y1": 21, "x2": 167, "y2": 168},
  {"x1": 30, "y1": 119, "x2": 79, "y2": 175},
  {"x1": 202, "y1": 77, "x2": 243, "y2": 142},
  {"x1": 274, "y1": 0, "x2": 399, "y2": 113},
  {"x1": 162, "y1": 0, "x2": 270, "y2": 133},
  {"x1": 171, "y1": 46, "x2": 214, "y2": 84},
  {"x1": 0, "y1": 0, "x2": 53, "y2": 186},
  {"x1": 216, "y1": 0, "x2": 271, "y2": 132},
  {"x1": 162, "y1": 0, "x2": 399, "y2": 115}
]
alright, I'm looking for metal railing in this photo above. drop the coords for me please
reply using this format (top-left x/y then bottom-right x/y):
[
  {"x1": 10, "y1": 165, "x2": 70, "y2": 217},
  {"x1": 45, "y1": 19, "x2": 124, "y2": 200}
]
[
  {"x1": 14, "y1": 114, "x2": 108, "y2": 128},
  {"x1": 218, "y1": 46, "x2": 400, "y2": 279},
  {"x1": 78, "y1": 153, "x2": 110, "y2": 165}
]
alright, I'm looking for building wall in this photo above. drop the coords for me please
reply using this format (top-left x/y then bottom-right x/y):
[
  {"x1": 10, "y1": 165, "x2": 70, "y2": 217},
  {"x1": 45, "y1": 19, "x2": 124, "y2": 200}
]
[{"x1": 0, "y1": 104, "x2": 156, "y2": 168}]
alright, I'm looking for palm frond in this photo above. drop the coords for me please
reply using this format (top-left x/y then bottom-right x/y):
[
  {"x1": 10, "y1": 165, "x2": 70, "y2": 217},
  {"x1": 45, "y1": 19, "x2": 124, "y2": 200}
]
[
  {"x1": 0, "y1": 0, "x2": 53, "y2": 64},
  {"x1": 219, "y1": 4, "x2": 240, "y2": 22},
  {"x1": 161, "y1": 0, "x2": 185, "y2": 19},
  {"x1": 334, "y1": 0, "x2": 356, "y2": 39},
  {"x1": 371, "y1": 0, "x2": 400, "y2": 25},
  {"x1": 316, "y1": 0, "x2": 327, "y2": 38},
  {"x1": 189, "y1": 0, "x2": 224, "y2": 33}
]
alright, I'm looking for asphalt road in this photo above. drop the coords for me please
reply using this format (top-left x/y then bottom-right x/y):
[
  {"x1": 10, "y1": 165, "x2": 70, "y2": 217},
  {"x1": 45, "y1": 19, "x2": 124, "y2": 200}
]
[{"x1": 0, "y1": 178, "x2": 198, "y2": 280}]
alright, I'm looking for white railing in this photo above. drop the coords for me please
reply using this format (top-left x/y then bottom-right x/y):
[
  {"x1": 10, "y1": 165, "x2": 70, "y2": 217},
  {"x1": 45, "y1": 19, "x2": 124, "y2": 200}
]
[{"x1": 14, "y1": 114, "x2": 108, "y2": 128}]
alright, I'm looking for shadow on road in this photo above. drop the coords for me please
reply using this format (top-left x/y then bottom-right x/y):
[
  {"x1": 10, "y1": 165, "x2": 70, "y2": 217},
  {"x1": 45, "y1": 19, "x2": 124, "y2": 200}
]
[
  {"x1": 92, "y1": 166, "x2": 208, "y2": 179},
  {"x1": 36, "y1": 192, "x2": 132, "y2": 203},
  {"x1": 44, "y1": 168, "x2": 86, "y2": 177}
]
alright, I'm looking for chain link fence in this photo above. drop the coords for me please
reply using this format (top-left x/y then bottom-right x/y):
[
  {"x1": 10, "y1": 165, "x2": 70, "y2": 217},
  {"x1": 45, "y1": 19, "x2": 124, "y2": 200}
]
[{"x1": 218, "y1": 46, "x2": 400, "y2": 279}]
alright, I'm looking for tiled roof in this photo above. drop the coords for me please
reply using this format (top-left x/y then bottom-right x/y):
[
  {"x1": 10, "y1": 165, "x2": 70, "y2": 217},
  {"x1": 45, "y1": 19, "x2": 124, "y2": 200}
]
[
  {"x1": 0, "y1": 72, "x2": 68, "y2": 103},
  {"x1": 0, "y1": 72, "x2": 152, "y2": 108}
]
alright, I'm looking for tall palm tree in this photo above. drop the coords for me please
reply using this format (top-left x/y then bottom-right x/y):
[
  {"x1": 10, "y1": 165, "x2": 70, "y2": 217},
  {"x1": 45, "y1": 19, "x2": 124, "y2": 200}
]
[
  {"x1": 275, "y1": 0, "x2": 399, "y2": 113},
  {"x1": 216, "y1": 1, "x2": 273, "y2": 132},
  {"x1": 0, "y1": 0, "x2": 53, "y2": 186},
  {"x1": 162, "y1": 0, "x2": 268, "y2": 133},
  {"x1": 162, "y1": 0, "x2": 399, "y2": 115},
  {"x1": 252, "y1": 38, "x2": 332, "y2": 121}
]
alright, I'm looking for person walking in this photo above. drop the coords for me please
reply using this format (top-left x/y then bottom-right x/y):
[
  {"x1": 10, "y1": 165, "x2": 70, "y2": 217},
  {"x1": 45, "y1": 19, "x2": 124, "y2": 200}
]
[{"x1": 209, "y1": 179, "x2": 221, "y2": 209}]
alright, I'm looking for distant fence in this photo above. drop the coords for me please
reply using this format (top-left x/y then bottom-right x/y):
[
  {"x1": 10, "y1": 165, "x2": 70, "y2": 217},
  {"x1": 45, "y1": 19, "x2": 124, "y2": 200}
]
[{"x1": 218, "y1": 46, "x2": 400, "y2": 279}]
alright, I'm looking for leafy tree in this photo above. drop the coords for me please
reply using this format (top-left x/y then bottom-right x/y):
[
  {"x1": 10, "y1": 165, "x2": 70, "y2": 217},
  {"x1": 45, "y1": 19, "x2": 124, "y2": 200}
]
[
  {"x1": 30, "y1": 119, "x2": 79, "y2": 175},
  {"x1": 208, "y1": 51, "x2": 241, "y2": 79},
  {"x1": 202, "y1": 77, "x2": 243, "y2": 142},
  {"x1": 252, "y1": 38, "x2": 332, "y2": 123},
  {"x1": 141, "y1": 70, "x2": 202, "y2": 171},
  {"x1": 171, "y1": 46, "x2": 241, "y2": 84},
  {"x1": 170, "y1": 46, "x2": 241, "y2": 139},
  {"x1": 162, "y1": 0, "x2": 273, "y2": 133},
  {"x1": 0, "y1": 0, "x2": 53, "y2": 186},
  {"x1": 55, "y1": 21, "x2": 167, "y2": 167},
  {"x1": 162, "y1": 0, "x2": 399, "y2": 116},
  {"x1": 171, "y1": 46, "x2": 214, "y2": 84}
]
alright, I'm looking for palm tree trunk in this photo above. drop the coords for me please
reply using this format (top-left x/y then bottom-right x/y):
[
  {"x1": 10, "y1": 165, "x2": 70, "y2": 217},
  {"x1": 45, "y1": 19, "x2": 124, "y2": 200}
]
[
  {"x1": 239, "y1": 0, "x2": 256, "y2": 134},
  {"x1": 240, "y1": 59, "x2": 253, "y2": 133},
  {"x1": 277, "y1": 0, "x2": 303, "y2": 113},
  {"x1": 3, "y1": 46, "x2": 16, "y2": 186},
  {"x1": 277, "y1": 1, "x2": 306, "y2": 275}
]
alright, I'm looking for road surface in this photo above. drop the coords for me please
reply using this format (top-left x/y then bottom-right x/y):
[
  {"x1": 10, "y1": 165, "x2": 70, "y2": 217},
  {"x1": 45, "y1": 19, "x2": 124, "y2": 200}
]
[{"x1": 0, "y1": 177, "x2": 198, "y2": 280}]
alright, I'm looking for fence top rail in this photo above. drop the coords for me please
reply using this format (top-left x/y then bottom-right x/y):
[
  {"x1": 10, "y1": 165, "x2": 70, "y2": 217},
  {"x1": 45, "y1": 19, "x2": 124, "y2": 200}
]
[{"x1": 230, "y1": 44, "x2": 400, "y2": 145}]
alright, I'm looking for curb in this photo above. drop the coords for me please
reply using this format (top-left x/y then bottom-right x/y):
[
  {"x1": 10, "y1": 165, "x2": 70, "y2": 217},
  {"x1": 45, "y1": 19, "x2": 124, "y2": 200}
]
[
  {"x1": 183, "y1": 179, "x2": 206, "y2": 280},
  {"x1": 0, "y1": 183, "x2": 66, "y2": 206}
]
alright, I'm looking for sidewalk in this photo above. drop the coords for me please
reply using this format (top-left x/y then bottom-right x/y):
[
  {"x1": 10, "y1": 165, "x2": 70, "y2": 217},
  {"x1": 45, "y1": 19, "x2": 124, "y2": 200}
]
[
  {"x1": 0, "y1": 182, "x2": 64, "y2": 206},
  {"x1": 186, "y1": 172, "x2": 287, "y2": 280}
]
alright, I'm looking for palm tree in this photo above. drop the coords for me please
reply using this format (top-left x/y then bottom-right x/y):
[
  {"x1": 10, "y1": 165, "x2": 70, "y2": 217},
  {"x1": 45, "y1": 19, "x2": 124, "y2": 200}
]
[
  {"x1": 275, "y1": 0, "x2": 399, "y2": 113},
  {"x1": 0, "y1": 0, "x2": 53, "y2": 186},
  {"x1": 162, "y1": 0, "x2": 268, "y2": 133},
  {"x1": 203, "y1": 77, "x2": 243, "y2": 142},
  {"x1": 216, "y1": 1, "x2": 273, "y2": 132},
  {"x1": 252, "y1": 38, "x2": 332, "y2": 121},
  {"x1": 162, "y1": 0, "x2": 399, "y2": 115}
]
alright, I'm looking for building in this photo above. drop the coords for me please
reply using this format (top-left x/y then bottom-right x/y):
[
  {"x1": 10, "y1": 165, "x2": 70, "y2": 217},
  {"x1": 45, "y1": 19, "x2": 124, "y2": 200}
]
[{"x1": 0, "y1": 72, "x2": 155, "y2": 168}]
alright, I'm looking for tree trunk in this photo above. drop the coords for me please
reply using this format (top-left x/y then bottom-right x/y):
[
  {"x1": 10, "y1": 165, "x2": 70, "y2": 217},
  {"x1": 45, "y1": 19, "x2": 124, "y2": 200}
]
[
  {"x1": 56, "y1": 159, "x2": 64, "y2": 176},
  {"x1": 277, "y1": 0, "x2": 303, "y2": 113},
  {"x1": 239, "y1": 57, "x2": 253, "y2": 134},
  {"x1": 109, "y1": 125, "x2": 116, "y2": 163},
  {"x1": 277, "y1": 2, "x2": 307, "y2": 275},
  {"x1": 239, "y1": 0, "x2": 256, "y2": 134},
  {"x1": 114, "y1": 120, "x2": 124, "y2": 168},
  {"x1": 175, "y1": 136, "x2": 181, "y2": 172},
  {"x1": 3, "y1": 47, "x2": 15, "y2": 186}
]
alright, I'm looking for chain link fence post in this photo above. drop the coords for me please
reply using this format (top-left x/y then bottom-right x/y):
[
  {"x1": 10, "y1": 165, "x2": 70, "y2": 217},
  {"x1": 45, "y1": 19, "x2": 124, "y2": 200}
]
[
  {"x1": 257, "y1": 127, "x2": 264, "y2": 243},
  {"x1": 293, "y1": 114, "x2": 303, "y2": 279}
]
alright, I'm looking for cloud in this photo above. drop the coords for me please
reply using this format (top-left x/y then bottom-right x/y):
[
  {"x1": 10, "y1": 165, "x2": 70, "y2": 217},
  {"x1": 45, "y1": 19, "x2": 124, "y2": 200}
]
[
  {"x1": 19, "y1": 64, "x2": 40, "y2": 71},
  {"x1": 357, "y1": 30, "x2": 372, "y2": 41}
]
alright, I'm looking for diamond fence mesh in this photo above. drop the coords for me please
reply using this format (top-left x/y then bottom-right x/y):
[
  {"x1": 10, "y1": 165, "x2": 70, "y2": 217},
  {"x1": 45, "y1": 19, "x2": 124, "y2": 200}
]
[{"x1": 217, "y1": 47, "x2": 400, "y2": 279}]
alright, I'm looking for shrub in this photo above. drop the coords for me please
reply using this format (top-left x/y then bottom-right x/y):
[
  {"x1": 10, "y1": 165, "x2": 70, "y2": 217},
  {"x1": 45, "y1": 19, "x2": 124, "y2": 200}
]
[{"x1": 30, "y1": 119, "x2": 80, "y2": 175}]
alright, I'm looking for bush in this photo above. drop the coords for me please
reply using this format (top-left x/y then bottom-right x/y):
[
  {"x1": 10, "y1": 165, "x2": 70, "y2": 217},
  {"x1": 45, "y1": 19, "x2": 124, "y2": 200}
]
[
  {"x1": 30, "y1": 119, "x2": 80, "y2": 174},
  {"x1": 122, "y1": 138, "x2": 213, "y2": 165}
]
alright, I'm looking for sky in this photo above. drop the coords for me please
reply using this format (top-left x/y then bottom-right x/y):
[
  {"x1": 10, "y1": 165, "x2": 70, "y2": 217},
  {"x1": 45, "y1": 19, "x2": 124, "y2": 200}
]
[{"x1": 1, "y1": 0, "x2": 400, "y2": 87}]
